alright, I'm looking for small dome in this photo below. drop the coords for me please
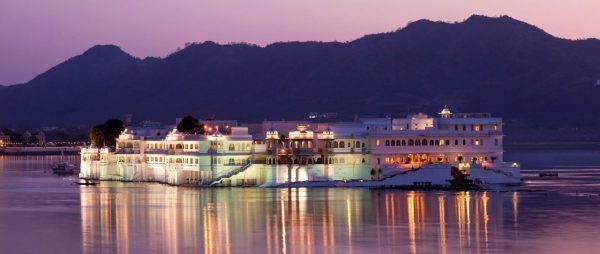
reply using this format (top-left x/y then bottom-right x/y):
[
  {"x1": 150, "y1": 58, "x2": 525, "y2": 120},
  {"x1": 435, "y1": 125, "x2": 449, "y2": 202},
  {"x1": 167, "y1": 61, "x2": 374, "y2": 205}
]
[{"x1": 439, "y1": 106, "x2": 452, "y2": 118}]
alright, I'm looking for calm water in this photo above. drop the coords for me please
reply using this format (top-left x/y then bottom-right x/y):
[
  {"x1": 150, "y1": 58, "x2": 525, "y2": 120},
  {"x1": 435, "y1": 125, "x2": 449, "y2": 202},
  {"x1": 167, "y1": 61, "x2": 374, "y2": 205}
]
[{"x1": 1, "y1": 151, "x2": 600, "y2": 254}]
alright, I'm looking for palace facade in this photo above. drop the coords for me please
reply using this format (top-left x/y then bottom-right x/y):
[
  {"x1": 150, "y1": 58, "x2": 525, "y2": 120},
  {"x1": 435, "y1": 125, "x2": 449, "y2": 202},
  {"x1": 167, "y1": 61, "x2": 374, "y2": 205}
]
[{"x1": 80, "y1": 108, "x2": 520, "y2": 186}]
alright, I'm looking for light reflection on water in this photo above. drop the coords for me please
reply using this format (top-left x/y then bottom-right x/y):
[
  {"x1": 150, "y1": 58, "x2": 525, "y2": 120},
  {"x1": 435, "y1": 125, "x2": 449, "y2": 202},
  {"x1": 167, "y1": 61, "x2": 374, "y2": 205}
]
[
  {"x1": 1, "y1": 154, "x2": 600, "y2": 254},
  {"x1": 78, "y1": 185, "x2": 521, "y2": 254}
]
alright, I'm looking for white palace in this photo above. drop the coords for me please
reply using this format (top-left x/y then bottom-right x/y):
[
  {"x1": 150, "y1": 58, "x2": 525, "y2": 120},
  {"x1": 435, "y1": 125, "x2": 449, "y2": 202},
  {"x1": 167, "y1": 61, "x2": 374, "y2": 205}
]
[{"x1": 80, "y1": 107, "x2": 520, "y2": 187}]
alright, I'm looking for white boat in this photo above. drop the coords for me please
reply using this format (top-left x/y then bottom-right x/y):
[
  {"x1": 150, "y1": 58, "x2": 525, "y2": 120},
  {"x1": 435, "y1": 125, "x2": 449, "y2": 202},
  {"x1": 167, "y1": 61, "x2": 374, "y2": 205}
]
[{"x1": 52, "y1": 161, "x2": 77, "y2": 175}]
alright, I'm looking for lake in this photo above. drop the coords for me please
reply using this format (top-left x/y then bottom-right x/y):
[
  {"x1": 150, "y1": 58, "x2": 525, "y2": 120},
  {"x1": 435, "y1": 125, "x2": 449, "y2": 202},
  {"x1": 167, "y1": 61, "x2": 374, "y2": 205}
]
[{"x1": 1, "y1": 150, "x2": 600, "y2": 254}]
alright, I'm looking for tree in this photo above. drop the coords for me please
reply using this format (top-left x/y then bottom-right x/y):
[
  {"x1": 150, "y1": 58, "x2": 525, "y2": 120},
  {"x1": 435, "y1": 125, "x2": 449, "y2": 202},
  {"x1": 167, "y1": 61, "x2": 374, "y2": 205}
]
[
  {"x1": 177, "y1": 115, "x2": 204, "y2": 134},
  {"x1": 90, "y1": 125, "x2": 105, "y2": 147},
  {"x1": 103, "y1": 119, "x2": 125, "y2": 149},
  {"x1": 89, "y1": 118, "x2": 124, "y2": 150}
]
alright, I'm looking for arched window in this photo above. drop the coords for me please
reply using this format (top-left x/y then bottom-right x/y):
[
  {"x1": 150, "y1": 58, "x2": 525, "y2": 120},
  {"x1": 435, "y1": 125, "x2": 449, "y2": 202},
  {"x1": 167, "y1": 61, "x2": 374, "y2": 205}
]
[
  {"x1": 333, "y1": 141, "x2": 339, "y2": 148},
  {"x1": 333, "y1": 158, "x2": 339, "y2": 164},
  {"x1": 401, "y1": 140, "x2": 406, "y2": 146},
  {"x1": 422, "y1": 139, "x2": 427, "y2": 146},
  {"x1": 455, "y1": 140, "x2": 458, "y2": 146},
  {"x1": 176, "y1": 158, "x2": 182, "y2": 163},
  {"x1": 463, "y1": 139, "x2": 466, "y2": 146},
  {"x1": 308, "y1": 158, "x2": 313, "y2": 164},
  {"x1": 340, "y1": 141, "x2": 345, "y2": 148},
  {"x1": 396, "y1": 140, "x2": 401, "y2": 146},
  {"x1": 435, "y1": 140, "x2": 440, "y2": 146},
  {"x1": 356, "y1": 141, "x2": 361, "y2": 148},
  {"x1": 229, "y1": 144, "x2": 235, "y2": 151},
  {"x1": 362, "y1": 158, "x2": 365, "y2": 163},
  {"x1": 430, "y1": 140, "x2": 434, "y2": 146},
  {"x1": 415, "y1": 139, "x2": 421, "y2": 146},
  {"x1": 408, "y1": 139, "x2": 414, "y2": 146},
  {"x1": 390, "y1": 140, "x2": 396, "y2": 146},
  {"x1": 385, "y1": 140, "x2": 390, "y2": 146},
  {"x1": 175, "y1": 144, "x2": 183, "y2": 149},
  {"x1": 228, "y1": 158, "x2": 234, "y2": 165},
  {"x1": 362, "y1": 142, "x2": 366, "y2": 148},
  {"x1": 445, "y1": 140, "x2": 450, "y2": 146}
]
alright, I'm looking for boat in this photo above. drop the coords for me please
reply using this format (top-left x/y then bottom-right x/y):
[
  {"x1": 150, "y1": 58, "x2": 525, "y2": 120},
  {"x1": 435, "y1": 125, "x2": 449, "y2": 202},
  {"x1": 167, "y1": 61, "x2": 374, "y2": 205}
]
[
  {"x1": 75, "y1": 179, "x2": 97, "y2": 186},
  {"x1": 52, "y1": 161, "x2": 77, "y2": 175},
  {"x1": 52, "y1": 147, "x2": 79, "y2": 175}
]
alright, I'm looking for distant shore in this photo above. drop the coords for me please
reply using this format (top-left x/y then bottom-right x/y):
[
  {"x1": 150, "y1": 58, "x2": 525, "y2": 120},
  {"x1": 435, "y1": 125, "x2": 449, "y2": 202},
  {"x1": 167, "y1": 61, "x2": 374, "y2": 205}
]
[
  {"x1": 0, "y1": 146, "x2": 80, "y2": 155},
  {"x1": 506, "y1": 141, "x2": 600, "y2": 150}
]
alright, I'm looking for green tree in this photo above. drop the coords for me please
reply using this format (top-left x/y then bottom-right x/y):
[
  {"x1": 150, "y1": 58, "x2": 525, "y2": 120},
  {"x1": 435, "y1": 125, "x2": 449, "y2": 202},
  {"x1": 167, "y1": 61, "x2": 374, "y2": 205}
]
[{"x1": 177, "y1": 115, "x2": 204, "y2": 134}]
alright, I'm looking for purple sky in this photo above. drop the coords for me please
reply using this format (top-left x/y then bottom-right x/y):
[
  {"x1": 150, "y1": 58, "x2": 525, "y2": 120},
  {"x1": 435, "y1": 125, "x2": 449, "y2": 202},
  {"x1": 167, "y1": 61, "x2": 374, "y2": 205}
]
[{"x1": 1, "y1": 0, "x2": 599, "y2": 85}]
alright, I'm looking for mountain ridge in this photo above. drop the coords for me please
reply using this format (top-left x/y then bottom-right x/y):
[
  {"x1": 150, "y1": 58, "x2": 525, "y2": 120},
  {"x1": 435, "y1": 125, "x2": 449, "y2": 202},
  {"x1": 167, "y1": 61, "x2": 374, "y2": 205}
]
[{"x1": 1, "y1": 15, "x2": 600, "y2": 130}]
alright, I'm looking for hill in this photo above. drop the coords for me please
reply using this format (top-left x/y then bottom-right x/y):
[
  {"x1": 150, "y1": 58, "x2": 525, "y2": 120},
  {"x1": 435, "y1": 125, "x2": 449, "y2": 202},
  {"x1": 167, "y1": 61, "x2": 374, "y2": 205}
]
[{"x1": 1, "y1": 15, "x2": 599, "y2": 134}]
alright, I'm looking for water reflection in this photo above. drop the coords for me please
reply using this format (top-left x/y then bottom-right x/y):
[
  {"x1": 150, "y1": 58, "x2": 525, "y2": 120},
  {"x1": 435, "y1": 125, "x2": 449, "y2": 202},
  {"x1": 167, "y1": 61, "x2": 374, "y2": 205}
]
[
  {"x1": 5, "y1": 153, "x2": 600, "y2": 253},
  {"x1": 79, "y1": 186, "x2": 520, "y2": 254}
]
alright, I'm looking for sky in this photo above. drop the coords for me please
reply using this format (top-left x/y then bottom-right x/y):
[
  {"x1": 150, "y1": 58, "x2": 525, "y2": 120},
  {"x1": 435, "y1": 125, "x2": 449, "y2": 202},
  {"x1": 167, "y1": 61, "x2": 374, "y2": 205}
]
[{"x1": 1, "y1": 0, "x2": 599, "y2": 85}]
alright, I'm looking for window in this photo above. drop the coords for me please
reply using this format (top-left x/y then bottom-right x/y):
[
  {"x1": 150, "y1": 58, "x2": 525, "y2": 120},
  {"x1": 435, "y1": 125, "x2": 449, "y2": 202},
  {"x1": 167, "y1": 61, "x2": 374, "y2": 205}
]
[
  {"x1": 362, "y1": 158, "x2": 365, "y2": 163},
  {"x1": 445, "y1": 140, "x2": 450, "y2": 146},
  {"x1": 340, "y1": 141, "x2": 345, "y2": 148},
  {"x1": 385, "y1": 140, "x2": 390, "y2": 146},
  {"x1": 356, "y1": 141, "x2": 361, "y2": 148},
  {"x1": 429, "y1": 140, "x2": 434, "y2": 146},
  {"x1": 408, "y1": 139, "x2": 414, "y2": 146},
  {"x1": 390, "y1": 140, "x2": 396, "y2": 146},
  {"x1": 463, "y1": 139, "x2": 466, "y2": 146},
  {"x1": 462, "y1": 125, "x2": 466, "y2": 131},
  {"x1": 229, "y1": 158, "x2": 234, "y2": 165},
  {"x1": 455, "y1": 140, "x2": 458, "y2": 146},
  {"x1": 422, "y1": 139, "x2": 427, "y2": 146},
  {"x1": 415, "y1": 139, "x2": 421, "y2": 146},
  {"x1": 334, "y1": 141, "x2": 339, "y2": 148},
  {"x1": 402, "y1": 140, "x2": 406, "y2": 146},
  {"x1": 455, "y1": 125, "x2": 458, "y2": 131},
  {"x1": 495, "y1": 139, "x2": 499, "y2": 146}
]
